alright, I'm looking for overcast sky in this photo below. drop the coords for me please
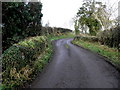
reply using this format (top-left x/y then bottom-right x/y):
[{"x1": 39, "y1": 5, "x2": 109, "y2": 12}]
[{"x1": 41, "y1": 0, "x2": 119, "y2": 30}]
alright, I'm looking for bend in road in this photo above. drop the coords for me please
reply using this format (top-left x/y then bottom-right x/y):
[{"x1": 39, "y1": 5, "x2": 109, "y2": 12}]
[{"x1": 31, "y1": 38, "x2": 120, "y2": 88}]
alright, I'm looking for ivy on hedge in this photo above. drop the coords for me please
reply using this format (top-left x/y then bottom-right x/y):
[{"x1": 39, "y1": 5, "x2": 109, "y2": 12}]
[{"x1": 2, "y1": 36, "x2": 48, "y2": 87}]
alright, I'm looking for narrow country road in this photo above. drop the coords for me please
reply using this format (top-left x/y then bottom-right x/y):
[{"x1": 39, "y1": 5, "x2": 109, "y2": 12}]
[{"x1": 31, "y1": 38, "x2": 120, "y2": 88}]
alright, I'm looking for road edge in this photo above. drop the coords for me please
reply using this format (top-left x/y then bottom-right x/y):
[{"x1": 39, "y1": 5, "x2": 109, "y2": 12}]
[{"x1": 71, "y1": 41, "x2": 120, "y2": 72}]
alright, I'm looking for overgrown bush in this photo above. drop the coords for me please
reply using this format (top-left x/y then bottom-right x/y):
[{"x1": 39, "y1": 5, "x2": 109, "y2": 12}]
[
  {"x1": 97, "y1": 26, "x2": 120, "y2": 49},
  {"x1": 2, "y1": 36, "x2": 48, "y2": 87}
]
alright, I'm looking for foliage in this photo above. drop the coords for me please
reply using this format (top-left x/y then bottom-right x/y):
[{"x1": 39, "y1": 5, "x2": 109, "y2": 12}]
[
  {"x1": 2, "y1": 2, "x2": 73, "y2": 51},
  {"x1": 74, "y1": 25, "x2": 120, "y2": 50},
  {"x1": 76, "y1": 0, "x2": 110, "y2": 35},
  {"x1": 2, "y1": 36, "x2": 48, "y2": 87},
  {"x1": 33, "y1": 43, "x2": 52, "y2": 73},
  {"x1": 2, "y1": 2, "x2": 43, "y2": 51},
  {"x1": 97, "y1": 26, "x2": 120, "y2": 49}
]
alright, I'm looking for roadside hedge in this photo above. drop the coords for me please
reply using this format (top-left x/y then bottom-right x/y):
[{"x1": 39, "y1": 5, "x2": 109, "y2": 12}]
[
  {"x1": 2, "y1": 36, "x2": 48, "y2": 87},
  {"x1": 74, "y1": 35, "x2": 98, "y2": 42},
  {"x1": 74, "y1": 26, "x2": 120, "y2": 50},
  {"x1": 97, "y1": 26, "x2": 120, "y2": 49}
]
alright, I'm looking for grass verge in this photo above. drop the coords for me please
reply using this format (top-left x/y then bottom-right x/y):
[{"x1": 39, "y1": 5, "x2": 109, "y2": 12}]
[{"x1": 72, "y1": 39, "x2": 120, "y2": 70}]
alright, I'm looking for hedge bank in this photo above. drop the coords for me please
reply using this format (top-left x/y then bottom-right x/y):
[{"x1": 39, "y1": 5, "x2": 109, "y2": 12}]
[{"x1": 2, "y1": 36, "x2": 48, "y2": 87}]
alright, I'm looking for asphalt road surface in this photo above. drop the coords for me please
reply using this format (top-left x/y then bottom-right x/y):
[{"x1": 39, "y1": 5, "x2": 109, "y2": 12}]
[{"x1": 31, "y1": 38, "x2": 120, "y2": 88}]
